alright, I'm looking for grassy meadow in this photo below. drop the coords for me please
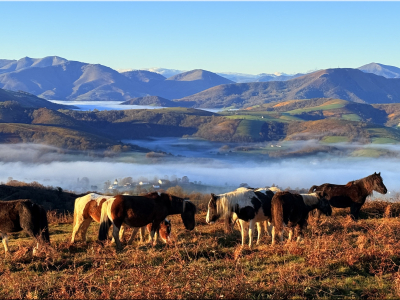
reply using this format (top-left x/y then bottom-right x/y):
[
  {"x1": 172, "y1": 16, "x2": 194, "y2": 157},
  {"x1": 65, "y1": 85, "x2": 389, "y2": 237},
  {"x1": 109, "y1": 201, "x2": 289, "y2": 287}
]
[{"x1": 1, "y1": 199, "x2": 400, "y2": 299}]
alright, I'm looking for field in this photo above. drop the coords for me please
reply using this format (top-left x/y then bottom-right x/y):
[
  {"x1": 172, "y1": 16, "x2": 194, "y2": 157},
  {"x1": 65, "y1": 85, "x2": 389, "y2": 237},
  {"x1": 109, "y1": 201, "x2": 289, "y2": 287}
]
[{"x1": 1, "y1": 200, "x2": 400, "y2": 299}]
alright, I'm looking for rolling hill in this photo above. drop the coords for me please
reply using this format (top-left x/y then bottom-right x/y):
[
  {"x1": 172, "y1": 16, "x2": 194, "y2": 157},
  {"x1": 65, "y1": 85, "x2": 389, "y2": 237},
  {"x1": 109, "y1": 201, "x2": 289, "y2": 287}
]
[
  {"x1": 0, "y1": 88, "x2": 70, "y2": 110},
  {"x1": 175, "y1": 68, "x2": 400, "y2": 108},
  {"x1": 121, "y1": 95, "x2": 182, "y2": 107}
]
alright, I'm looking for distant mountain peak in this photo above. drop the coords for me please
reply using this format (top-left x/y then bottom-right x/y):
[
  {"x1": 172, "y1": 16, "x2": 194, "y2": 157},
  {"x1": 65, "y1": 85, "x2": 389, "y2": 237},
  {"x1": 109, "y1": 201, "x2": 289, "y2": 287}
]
[
  {"x1": 358, "y1": 62, "x2": 400, "y2": 78},
  {"x1": 167, "y1": 69, "x2": 234, "y2": 83}
]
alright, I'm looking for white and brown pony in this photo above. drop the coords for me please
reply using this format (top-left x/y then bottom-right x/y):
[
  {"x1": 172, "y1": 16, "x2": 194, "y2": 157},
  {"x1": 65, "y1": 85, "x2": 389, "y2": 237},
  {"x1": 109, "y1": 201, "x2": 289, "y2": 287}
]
[
  {"x1": 230, "y1": 187, "x2": 281, "y2": 245},
  {"x1": 206, "y1": 187, "x2": 272, "y2": 248},
  {"x1": 0, "y1": 199, "x2": 50, "y2": 255},
  {"x1": 98, "y1": 192, "x2": 196, "y2": 250},
  {"x1": 271, "y1": 191, "x2": 332, "y2": 245},
  {"x1": 71, "y1": 193, "x2": 172, "y2": 244}
]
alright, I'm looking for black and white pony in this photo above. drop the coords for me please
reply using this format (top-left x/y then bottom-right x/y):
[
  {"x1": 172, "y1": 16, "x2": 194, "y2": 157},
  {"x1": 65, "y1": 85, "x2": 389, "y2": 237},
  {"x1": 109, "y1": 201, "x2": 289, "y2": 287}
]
[
  {"x1": 271, "y1": 191, "x2": 332, "y2": 245},
  {"x1": 230, "y1": 187, "x2": 281, "y2": 244},
  {"x1": 0, "y1": 199, "x2": 50, "y2": 255},
  {"x1": 206, "y1": 187, "x2": 275, "y2": 247}
]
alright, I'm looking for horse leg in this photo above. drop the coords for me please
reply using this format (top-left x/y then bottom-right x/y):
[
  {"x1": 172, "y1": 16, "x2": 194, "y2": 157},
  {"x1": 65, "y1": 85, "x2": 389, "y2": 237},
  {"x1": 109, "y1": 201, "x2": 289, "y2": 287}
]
[
  {"x1": 350, "y1": 204, "x2": 362, "y2": 221},
  {"x1": 256, "y1": 222, "x2": 262, "y2": 245},
  {"x1": 248, "y1": 219, "x2": 256, "y2": 248},
  {"x1": 287, "y1": 227, "x2": 293, "y2": 243},
  {"x1": 112, "y1": 225, "x2": 123, "y2": 250},
  {"x1": 149, "y1": 222, "x2": 161, "y2": 246},
  {"x1": 271, "y1": 226, "x2": 276, "y2": 245},
  {"x1": 71, "y1": 216, "x2": 86, "y2": 243},
  {"x1": 1, "y1": 233, "x2": 9, "y2": 255},
  {"x1": 294, "y1": 221, "x2": 306, "y2": 243},
  {"x1": 240, "y1": 220, "x2": 246, "y2": 246},
  {"x1": 266, "y1": 221, "x2": 273, "y2": 237},
  {"x1": 79, "y1": 219, "x2": 92, "y2": 242},
  {"x1": 126, "y1": 227, "x2": 140, "y2": 245}
]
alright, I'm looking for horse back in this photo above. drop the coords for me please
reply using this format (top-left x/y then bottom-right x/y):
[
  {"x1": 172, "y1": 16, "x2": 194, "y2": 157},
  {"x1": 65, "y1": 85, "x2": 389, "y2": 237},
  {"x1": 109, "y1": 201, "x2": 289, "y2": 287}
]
[
  {"x1": 115, "y1": 195, "x2": 169, "y2": 228},
  {"x1": 319, "y1": 184, "x2": 364, "y2": 207}
]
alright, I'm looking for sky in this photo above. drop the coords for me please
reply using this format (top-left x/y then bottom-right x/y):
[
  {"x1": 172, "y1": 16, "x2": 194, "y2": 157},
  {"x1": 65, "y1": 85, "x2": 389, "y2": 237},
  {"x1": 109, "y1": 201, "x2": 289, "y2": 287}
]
[{"x1": 1, "y1": 1, "x2": 400, "y2": 75}]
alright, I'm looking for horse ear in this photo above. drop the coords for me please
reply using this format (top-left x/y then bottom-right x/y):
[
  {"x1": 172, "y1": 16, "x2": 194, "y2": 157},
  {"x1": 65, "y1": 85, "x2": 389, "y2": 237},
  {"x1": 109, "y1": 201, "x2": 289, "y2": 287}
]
[
  {"x1": 378, "y1": 172, "x2": 381, "y2": 175},
  {"x1": 374, "y1": 172, "x2": 377, "y2": 175},
  {"x1": 211, "y1": 193, "x2": 216, "y2": 199}
]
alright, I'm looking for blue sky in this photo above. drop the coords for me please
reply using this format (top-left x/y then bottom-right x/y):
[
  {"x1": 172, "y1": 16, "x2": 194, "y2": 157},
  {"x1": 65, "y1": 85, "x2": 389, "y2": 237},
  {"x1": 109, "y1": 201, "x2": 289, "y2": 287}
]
[{"x1": 1, "y1": 1, "x2": 400, "y2": 75}]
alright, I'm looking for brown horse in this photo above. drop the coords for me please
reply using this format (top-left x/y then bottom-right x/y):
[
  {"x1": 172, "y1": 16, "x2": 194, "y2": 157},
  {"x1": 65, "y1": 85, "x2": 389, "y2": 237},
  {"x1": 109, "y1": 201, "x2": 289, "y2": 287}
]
[
  {"x1": 98, "y1": 192, "x2": 196, "y2": 250},
  {"x1": 271, "y1": 191, "x2": 332, "y2": 245},
  {"x1": 71, "y1": 193, "x2": 171, "y2": 244},
  {"x1": 309, "y1": 172, "x2": 387, "y2": 220},
  {"x1": 0, "y1": 199, "x2": 50, "y2": 255}
]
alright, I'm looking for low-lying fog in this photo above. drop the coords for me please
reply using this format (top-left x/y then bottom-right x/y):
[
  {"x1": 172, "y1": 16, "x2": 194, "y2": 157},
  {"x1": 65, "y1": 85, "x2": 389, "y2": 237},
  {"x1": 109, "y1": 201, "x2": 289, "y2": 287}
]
[
  {"x1": 0, "y1": 142, "x2": 399, "y2": 199},
  {"x1": 48, "y1": 100, "x2": 224, "y2": 113}
]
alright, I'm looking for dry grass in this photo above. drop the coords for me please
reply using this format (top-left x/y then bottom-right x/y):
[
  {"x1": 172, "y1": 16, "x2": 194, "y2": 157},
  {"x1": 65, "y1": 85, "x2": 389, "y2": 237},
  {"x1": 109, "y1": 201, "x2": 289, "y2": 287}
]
[{"x1": 1, "y1": 200, "x2": 400, "y2": 299}]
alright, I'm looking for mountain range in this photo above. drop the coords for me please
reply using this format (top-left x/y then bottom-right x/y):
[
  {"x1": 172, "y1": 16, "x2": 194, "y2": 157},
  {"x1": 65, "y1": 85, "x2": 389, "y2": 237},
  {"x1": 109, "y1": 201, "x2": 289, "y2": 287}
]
[
  {"x1": 176, "y1": 68, "x2": 400, "y2": 108},
  {"x1": 1, "y1": 56, "x2": 400, "y2": 108},
  {"x1": 0, "y1": 57, "x2": 233, "y2": 101}
]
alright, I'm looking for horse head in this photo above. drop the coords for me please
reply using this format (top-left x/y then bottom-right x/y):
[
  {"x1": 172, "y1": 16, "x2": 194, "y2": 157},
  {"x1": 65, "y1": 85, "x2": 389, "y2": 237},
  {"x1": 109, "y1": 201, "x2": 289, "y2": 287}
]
[
  {"x1": 206, "y1": 193, "x2": 220, "y2": 224},
  {"x1": 315, "y1": 191, "x2": 332, "y2": 216},
  {"x1": 371, "y1": 172, "x2": 388, "y2": 195},
  {"x1": 181, "y1": 199, "x2": 196, "y2": 231}
]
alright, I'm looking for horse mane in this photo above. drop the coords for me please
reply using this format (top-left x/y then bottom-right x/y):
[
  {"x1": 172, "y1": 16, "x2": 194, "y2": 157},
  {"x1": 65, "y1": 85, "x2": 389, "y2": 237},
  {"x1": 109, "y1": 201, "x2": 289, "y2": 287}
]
[
  {"x1": 349, "y1": 173, "x2": 379, "y2": 195},
  {"x1": 216, "y1": 188, "x2": 257, "y2": 218},
  {"x1": 268, "y1": 186, "x2": 282, "y2": 193},
  {"x1": 345, "y1": 181, "x2": 354, "y2": 187}
]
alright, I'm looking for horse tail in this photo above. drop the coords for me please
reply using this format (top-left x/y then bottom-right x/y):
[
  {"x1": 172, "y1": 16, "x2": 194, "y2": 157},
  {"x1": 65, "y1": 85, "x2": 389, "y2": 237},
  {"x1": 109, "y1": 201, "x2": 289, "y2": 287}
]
[
  {"x1": 98, "y1": 199, "x2": 111, "y2": 241},
  {"x1": 39, "y1": 205, "x2": 50, "y2": 243},
  {"x1": 72, "y1": 196, "x2": 80, "y2": 230},
  {"x1": 308, "y1": 185, "x2": 318, "y2": 193},
  {"x1": 271, "y1": 193, "x2": 284, "y2": 234}
]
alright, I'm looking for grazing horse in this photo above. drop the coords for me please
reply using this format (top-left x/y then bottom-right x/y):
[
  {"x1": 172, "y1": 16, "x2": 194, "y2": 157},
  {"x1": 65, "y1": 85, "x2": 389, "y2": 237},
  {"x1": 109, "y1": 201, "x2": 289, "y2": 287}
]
[
  {"x1": 271, "y1": 191, "x2": 332, "y2": 245},
  {"x1": 98, "y1": 192, "x2": 196, "y2": 250},
  {"x1": 206, "y1": 187, "x2": 272, "y2": 247},
  {"x1": 71, "y1": 193, "x2": 171, "y2": 244},
  {"x1": 0, "y1": 199, "x2": 50, "y2": 255},
  {"x1": 230, "y1": 187, "x2": 281, "y2": 244},
  {"x1": 308, "y1": 172, "x2": 387, "y2": 220}
]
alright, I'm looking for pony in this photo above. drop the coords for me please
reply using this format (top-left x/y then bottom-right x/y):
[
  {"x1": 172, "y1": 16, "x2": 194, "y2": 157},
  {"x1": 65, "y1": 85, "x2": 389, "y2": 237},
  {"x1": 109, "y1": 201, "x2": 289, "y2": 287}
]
[
  {"x1": 0, "y1": 199, "x2": 50, "y2": 255},
  {"x1": 230, "y1": 187, "x2": 281, "y2": 244},
  {"x1": 98, "y1": 192, "x2": 196, "y2": 250},
  {"x1": 271, "y1": 191, "x2": 332, "y2": 245},
  {"x1": 206, "y1": 187, "x2": 271, "y2": 248},
  {"x1": 71, "y1": 193, "x2": 172, "y2": 244},
  {"x1": 308, "y1": 172, "x2": 387, "y2": 220}
]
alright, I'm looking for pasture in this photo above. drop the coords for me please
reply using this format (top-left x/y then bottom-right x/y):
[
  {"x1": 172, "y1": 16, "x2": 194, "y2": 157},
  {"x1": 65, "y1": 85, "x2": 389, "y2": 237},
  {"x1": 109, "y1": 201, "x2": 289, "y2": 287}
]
[{"x1": 1, "y1": 200, "x2": 400, "y2": 299}]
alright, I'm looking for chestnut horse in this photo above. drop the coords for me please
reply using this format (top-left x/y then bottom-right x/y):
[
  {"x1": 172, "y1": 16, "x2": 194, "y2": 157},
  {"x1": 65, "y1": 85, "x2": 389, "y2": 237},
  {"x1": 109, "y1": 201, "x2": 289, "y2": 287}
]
[
  {"x1": 0, "y1": 199, "x2": 50, "y2": 255},
  {"x1": 71, "y1": 193, "x2": 171, "y2": 244},
  {"x1": 309, "y1": 172, "x2": 387, "y2": 220},
  {"x1": 98, "y1": 192, "x2": 196, "y2": 250}
]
